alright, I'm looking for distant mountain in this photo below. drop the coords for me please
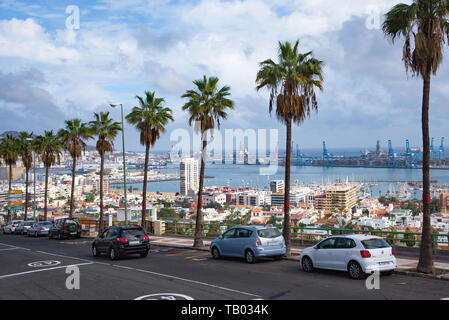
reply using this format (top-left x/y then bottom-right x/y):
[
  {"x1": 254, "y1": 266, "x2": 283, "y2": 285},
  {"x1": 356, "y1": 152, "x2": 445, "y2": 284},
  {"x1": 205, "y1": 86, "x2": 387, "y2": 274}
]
[{"x1": 0, "y1": 131, "x2": 20, "y2": 138}]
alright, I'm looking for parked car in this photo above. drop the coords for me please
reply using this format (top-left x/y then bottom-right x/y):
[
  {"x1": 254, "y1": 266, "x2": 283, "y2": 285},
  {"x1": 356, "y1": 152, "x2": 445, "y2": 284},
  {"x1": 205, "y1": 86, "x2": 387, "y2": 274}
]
[
  {"x1": 15, "y1": 221, "x2": 35, "y2": 235},
  {"x1": 91, "y1": 225, "x2": 151, "y2": 260},
  {"x1": 28, "y1": 221, "x2": 53, "y2": 237},
  {"x1": 2, "y1": 220, "x2": 23, "y2": 234},
  {"x1": 209, "y1": 225, "x2": 286, "y2": 263},
  {"x1": 49, "y1": 218, "x2": 81, "y2": 239},
  {"x1": 299, "y1": 234, "x2": 397, "y2": 279}
]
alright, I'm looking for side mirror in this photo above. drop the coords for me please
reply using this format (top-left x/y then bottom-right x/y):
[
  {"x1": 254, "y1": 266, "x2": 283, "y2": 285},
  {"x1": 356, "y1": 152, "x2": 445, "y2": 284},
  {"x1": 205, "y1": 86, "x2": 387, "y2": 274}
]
[
  {"x1": 219, "y1": 235, "x2": 223, "y2": 239},
  {"x1": 314, "y1": 245, "x2": 319, "y2": 250}
]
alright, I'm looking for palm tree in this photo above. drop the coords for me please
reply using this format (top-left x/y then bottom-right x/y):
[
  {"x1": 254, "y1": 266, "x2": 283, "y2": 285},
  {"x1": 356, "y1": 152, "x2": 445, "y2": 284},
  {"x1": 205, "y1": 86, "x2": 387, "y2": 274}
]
[
  {"x1": 58, "y1": 119, "x2": 92, "y2": 218},
  {"x1": 182, "y1": 76, "x2": 234, "y2": 247},
  {"x1": 39, "y1": 131, "x2": 62, "y2": 221},
  {"x1": 90, "y1": 112, "x2": 121, "y2": 233},
  {"x1": 18, "y1": 132, "x2": 34, "y2": 221},
  {"x1": 126, "y1": 91, "x2": 174, "y2": 228},
  {"x1": 0, "y1": 134, "x2": 20, "y2": 222},
  {"x1": 256, "y1": 40, "x2": 324, "y2": 256},
  {"x1": 382, "y1": 0, "x2": 449, "y2": 274}
]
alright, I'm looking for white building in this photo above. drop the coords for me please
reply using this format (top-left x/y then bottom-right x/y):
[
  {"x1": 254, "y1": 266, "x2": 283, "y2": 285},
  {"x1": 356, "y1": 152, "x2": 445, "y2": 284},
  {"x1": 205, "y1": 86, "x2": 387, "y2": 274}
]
[
  {"x1": 237, "y1": 192, "x2": 265, "y2": 206},
  {"x1": 180, "y1": 158, "x2": 199, "y2": 196},
  {"x1": 270, "y1": 180, "x2": 284, "y2": 193}
]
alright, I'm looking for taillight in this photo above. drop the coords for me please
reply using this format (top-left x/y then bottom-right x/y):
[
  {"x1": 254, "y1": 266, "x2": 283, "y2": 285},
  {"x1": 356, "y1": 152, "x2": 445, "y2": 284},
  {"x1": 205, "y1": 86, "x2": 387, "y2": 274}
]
[
  {"x1": 360, "y1": 250, "x2": 371, "y2": 258},
  {"x1": 117, "y1": 238, "x2": 128, "y2": 243},
  {"x1": 391, "y1": 248, "x2": 394, "y2": 255},
  {"x1": 12, "y1": 225, "x2": 15, "y2": 228},
  {"x1": 256, "y1": 238, "x2": 262, "y2": 246},
  {"x1": 143, "y1": 235, "x2": 149, "y2": 241},
  {"x1": 40, "y1": 228, "x2": 44, "y2": 231}
]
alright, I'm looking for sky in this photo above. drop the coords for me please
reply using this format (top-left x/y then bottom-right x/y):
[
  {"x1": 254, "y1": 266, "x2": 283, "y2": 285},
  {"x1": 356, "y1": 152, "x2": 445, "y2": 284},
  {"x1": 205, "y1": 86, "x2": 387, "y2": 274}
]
[{"x1": 0, "y1": 0, "x2": 448, "y2": 153}]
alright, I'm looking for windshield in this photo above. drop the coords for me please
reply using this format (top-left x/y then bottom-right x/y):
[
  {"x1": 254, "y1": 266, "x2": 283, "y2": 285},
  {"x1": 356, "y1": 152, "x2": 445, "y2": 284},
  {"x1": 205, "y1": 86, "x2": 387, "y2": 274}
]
[
  {"x1": 361, "y1": 238, "x2": 390, "y2": 249},
  {"x1": 257, "y1": 228, "x2": 281, "y2": 239}
]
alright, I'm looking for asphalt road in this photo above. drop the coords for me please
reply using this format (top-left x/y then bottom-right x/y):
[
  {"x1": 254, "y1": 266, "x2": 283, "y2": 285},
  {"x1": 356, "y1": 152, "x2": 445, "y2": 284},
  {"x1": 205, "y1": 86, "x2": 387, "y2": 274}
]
[{"x1": 0, "y1": 234, "x2": 448, "y2": 300}]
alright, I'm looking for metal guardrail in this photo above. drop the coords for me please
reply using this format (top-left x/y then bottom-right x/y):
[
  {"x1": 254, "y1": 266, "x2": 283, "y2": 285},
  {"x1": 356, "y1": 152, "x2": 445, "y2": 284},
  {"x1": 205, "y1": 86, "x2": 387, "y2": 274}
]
[{"x1": 163, "y1": 222, "x2": 449, "y2": 255}]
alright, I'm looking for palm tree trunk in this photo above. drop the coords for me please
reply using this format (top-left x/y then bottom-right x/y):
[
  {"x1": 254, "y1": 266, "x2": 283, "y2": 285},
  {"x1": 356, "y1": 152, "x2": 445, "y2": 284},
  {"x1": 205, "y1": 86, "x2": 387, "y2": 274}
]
[
  {"x1": 283, "y1": 118, "x2": 292, "y2": 256},
  {"x1": 99, "y1": 154, "x2": 105, "y2": 233},
  {"x1": 417, "y1": 70, "x2": 434, "y2": 274},
  {"x1": 69, "y1": 156, "x2": 76, "y2": 218},
  {"x1": 7, "y1": 163, "x2": 12, "y2": 222},
  {"x1": 24, "y1": 168, "x2": 29, "y2": 221},
  {"x1": 44, "y1": 166, "x2": 49, "y2": 221},
  {"x1": 193, "y1": 139, "x2": 207, "y2": 248},
  {"x1": 141, "y1": 143, "x2": 150, "y2": 228}
]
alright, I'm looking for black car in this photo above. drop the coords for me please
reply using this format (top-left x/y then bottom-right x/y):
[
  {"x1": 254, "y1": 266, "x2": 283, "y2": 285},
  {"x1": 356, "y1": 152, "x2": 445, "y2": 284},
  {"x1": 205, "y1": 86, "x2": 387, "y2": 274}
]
[
  {"x1": 91, "y1": 225, "x2": 151, "y2": 260},
  {"x1": 49, "y1": 218, "x2": 82, "y2": 239}
]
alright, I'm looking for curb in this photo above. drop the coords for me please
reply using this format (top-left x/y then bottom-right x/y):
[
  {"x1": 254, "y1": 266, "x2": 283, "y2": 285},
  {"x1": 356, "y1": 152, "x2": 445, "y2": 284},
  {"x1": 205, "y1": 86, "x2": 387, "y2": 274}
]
[{"x1": 394, "y1": 269, "x2": 449, "y2": 281}]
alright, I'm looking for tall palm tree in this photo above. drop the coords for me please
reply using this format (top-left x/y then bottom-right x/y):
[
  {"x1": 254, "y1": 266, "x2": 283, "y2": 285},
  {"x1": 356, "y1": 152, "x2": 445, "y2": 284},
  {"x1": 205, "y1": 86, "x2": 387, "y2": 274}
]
[
  {"x1": 58, "y1": 119, "x2": 92, "y2": 218},
  {"x1": 0, "y1": 134, "x2": 20, "y2": 222},
  {"x1": 18, "y1": 132, "x2": 34, "y2": 221},
  {"x1": 182, "y1": 76, "x2": 234, "y2": 247},
  {"x1": 382, "y1": 0, "x2": 449, "y2": 274},
  {"x1": 126, "y1": 91, "x2": 174, "y2": 228},
  {"x1": 256, "y1": 41, "x2": 324, "y2": 256},
  {"x1": 90, "y1": 112, "x2": 121, "y2": 233},
  {"x1": 39, "y1": 131, "x2": 62, "y2": 221}
]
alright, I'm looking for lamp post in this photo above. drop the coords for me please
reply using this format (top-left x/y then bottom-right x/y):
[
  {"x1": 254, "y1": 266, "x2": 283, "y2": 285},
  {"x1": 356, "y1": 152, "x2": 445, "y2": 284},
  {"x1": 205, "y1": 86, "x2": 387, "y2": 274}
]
[
  {"x1": 25, "y1": 138, "x2": 36, "y2": 222},
  {"x1": 110, "y1": 103, "x2": 128, "y2": 225}
]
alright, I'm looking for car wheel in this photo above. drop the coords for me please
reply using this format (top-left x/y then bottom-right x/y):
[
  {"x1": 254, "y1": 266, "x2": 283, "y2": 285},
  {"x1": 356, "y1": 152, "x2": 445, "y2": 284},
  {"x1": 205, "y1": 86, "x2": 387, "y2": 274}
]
[
  {"x1": 58, "y1": 232, "x2": 62, "y2": 240},
  {"x1": 348, "y1": 261, "x2": 366, "y2": 280},
  {"x1": 274, "y1": 255, "x2": 283, "y2": 261},
  {"x1": 92, "y1": 245, "x2": 100, "y2": 257},
  {"x1": 211, "y1": 246, "x2": 221, "y2": 259},
  {"x1": 140, "y1": 250, "x2": 149, "y2": 258},
  {"x1": 301, "y1": 256, "x2": 314, "y2": 272},
  {"x1": 109, "y1": 247, "x2": 118, "y2": 260},
  {"x1": 245, "y1": 249, "x2": 256, "y2": 264}
]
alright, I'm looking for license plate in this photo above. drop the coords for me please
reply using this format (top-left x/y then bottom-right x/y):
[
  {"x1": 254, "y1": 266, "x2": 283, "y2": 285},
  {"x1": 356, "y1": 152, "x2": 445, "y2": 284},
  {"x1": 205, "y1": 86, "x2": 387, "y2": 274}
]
[
  {"x1": 378, "y1": 261, "x2": 390, "y2": 265},
  {"x1": 269, "y1": 241, "x2": 279, "y2": 246},
  {"x1": 129, "y1": 241, "x2": 140, "y2": 246},
  {"x1": 70, "y1": 232, "x2": 76, "y2": 235}
]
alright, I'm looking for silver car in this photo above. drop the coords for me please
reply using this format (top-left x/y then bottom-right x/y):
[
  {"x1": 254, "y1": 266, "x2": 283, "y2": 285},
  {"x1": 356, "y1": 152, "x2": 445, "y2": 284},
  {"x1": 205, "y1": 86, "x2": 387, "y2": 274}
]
[
  {"x1": 15, "y1": 221, "x2": 35, "y2": 235},
  {"x1": 28, "y1": 221, "x2": 53, "y2": 237},
  {"x1": 2, "y1": 220, "x2": 23, "y2": 234}
]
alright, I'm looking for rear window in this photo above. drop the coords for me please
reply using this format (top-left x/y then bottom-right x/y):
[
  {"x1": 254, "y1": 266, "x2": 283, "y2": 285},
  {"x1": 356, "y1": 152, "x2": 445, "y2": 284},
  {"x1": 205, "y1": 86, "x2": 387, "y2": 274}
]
[
  {"x1": 65, "y1": 219, "x2": 79, "y2": 225},
  {"x1": 257, "y1": 228, "x2": 281, "y2": 239},
  {"x1": 39, "y1": 222, "x2": 52, "y2": 226},
  {"x1": 121, "y1": 228, "x2": 146, "y2": 239},
  {"x1": 361, "y1": 238, "x2": 390, "y2": 249}
]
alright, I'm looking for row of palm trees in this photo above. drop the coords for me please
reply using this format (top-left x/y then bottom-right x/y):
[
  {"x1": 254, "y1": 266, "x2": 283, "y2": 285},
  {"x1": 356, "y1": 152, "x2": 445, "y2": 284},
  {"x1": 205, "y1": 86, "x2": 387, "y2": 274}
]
[
  {"x1": 0, "y1": 113, "x2": 121, "y2": 232},
  {"x1": 0, "y1": 0, "x2": 445, "y2": 275}
]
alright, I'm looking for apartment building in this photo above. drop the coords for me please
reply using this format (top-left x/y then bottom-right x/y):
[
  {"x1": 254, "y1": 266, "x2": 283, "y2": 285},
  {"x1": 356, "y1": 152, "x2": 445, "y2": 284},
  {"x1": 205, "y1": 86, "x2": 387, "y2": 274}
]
[
  {"x1": 314, "y1": 185, "x2": 357, "y2": 213},
  {"x1": 180, "y1": 158, "x2": 199, "y2": 196}
]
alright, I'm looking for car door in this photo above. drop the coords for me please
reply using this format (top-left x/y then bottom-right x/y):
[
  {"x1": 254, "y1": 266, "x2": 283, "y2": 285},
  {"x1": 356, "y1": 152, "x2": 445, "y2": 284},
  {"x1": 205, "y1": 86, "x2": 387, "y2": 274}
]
[
  {"x1": 313, "y1": 238, "x2": 337, "y2": 269},
  {"x1": 220, "y1": 229, "x2": 237, "y2": 256},
  {"x1": 228, "y1": 228, "x2": 250, "y2": 258},
  {"x1": 333, "y1": 237, "x2": 356, "y2": 270},
  {"x1": 96, "y1": 228, "x2": 109, "y2": 252}
]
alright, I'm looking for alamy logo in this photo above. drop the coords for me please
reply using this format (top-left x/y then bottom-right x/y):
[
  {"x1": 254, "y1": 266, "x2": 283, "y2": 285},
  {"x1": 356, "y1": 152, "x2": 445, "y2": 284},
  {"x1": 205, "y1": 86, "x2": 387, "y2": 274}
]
[
  {"x1": 365, "y1": 270, "x2": 380, "y2": 290},
  {"x1": 365, "y1": 6, "x2": 381, "y2": 30},
  {"x1": 65, "y1": 5, "x2": 80, "y2": 30},
  {"x1": 65, "y1": 265, "x2": 80, "y2": 290}
]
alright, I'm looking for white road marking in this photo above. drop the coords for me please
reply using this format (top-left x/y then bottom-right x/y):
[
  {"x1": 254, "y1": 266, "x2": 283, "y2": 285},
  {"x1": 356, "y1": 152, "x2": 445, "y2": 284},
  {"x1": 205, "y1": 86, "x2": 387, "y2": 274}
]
[
  {"x1": 0, "y1": 262, "x2": 93, "y2": 280},
  {"x1": 0, "y1": 247, "x2": 22, "y2": 252},
  {"x1": 36, "y1": 250, "x2": 93, "y2": 263},
  {"x1": 132, "y1": 268, "x2": 262, "y2": 298}
]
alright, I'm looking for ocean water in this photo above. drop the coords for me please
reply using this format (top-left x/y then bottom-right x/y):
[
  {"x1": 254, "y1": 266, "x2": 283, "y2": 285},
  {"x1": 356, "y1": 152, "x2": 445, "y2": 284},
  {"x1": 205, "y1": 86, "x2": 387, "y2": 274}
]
[{"x1": 113, "y1": 163, "x2": 449, "y2": 197}]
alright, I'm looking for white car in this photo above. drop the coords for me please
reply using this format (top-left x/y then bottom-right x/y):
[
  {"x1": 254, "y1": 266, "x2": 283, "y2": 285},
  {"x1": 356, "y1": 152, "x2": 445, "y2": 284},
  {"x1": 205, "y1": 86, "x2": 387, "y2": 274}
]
[
  {"x1": 299, "y1": 234, "x2": 397, "y2": 279},
  {"x1": 2, "y1": 220, "x2": 24, "y2": 234}
]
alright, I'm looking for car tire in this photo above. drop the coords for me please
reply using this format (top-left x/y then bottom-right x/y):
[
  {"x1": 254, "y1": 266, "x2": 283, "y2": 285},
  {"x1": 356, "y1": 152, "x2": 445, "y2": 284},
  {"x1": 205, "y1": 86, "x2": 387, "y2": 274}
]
[
  {"x1": 245, "y1": 249, "x2": 256, "y2": 264},
  {"x1": 140, "y1": 250, "x2": 149, "y2": 258},
  {"x1": 92, "y1": 245, "x2": 100, "y2": 257},
  {"x1": 109, "y1": 247, "x2": 118, "y2": 260},
  {"x1": 348, "y1": 261, "x2": 366, "y2": 280},
  {"x1": 301, "y1": 256, "x2": 314, "y2": 272},
  {"x1": 211, "y1": 246, "x2": 221, "y2": 259},
  {"x1": 58, "y1": 232, "x2": 62, "y2": 240},
  {"x1": 274, "y1": 255, "x2": 283, "y2": 261}
]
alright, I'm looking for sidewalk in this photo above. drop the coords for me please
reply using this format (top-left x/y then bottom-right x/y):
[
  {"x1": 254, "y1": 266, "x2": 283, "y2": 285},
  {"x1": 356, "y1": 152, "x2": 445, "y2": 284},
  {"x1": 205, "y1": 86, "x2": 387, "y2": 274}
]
[{"x1": 148, "y1": 235, "x2": 449, "y2": 273}]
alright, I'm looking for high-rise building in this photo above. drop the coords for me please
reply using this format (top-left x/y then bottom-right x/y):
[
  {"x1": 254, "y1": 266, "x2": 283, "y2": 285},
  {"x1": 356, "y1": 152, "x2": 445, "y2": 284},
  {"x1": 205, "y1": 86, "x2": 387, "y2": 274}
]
[
  {"x1": 180, "y1": 158, "x2": 199, "y2": 196},
  {"x1": 270, "y1": 180, "x2": 284, "y2": 193},
  {"x1": 315, "y1": 185, "x2": 357, "y2": 213}
]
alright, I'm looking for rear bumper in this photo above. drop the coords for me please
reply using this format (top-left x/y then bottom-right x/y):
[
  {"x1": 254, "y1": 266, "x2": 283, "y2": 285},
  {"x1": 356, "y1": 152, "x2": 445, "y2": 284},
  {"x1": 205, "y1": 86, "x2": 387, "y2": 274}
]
[
  {"x1": 255, "y1": 246, "x2": 286, "y2": 257},
  {"x1": 362, "y1": 258, "x2": 397, "y2": 273}
]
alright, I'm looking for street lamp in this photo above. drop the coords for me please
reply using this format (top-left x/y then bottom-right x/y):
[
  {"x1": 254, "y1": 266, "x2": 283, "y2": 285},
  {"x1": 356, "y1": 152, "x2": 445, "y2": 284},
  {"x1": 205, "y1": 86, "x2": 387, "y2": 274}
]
[
  {"x1": 110, "y1": 103, "x2": 128, "y2": 225},
  {"x1": 25, "y1": 138, "x2": 36, "y2": 222}
]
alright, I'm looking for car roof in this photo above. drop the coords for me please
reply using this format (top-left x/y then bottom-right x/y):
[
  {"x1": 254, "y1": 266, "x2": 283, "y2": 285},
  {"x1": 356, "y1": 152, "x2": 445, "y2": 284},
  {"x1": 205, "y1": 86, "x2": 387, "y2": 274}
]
[
  {"x1": 232, "y1": 225, "x2": 277, "y2": 230},
  {"x1": 330, "y1": 234, "x2": 383, "y2": 241}
]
